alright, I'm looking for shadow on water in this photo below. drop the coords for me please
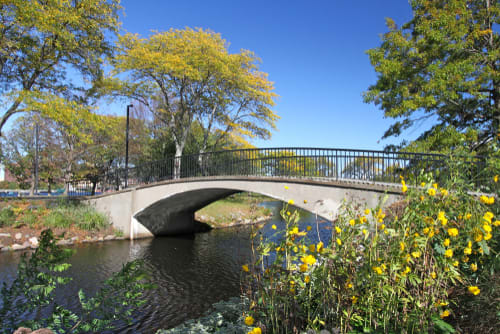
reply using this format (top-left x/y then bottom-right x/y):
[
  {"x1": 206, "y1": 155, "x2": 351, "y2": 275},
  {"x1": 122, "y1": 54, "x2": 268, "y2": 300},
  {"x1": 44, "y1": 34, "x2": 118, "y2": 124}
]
[{"x1": 0, "y1": 201, "x2": 333, "y2": 333}]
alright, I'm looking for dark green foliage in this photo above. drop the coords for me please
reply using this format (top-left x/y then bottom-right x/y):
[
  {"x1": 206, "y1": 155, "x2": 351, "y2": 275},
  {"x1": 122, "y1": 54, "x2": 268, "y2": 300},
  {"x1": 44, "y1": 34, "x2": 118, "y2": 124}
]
[
  {"x1": 0, "y1": 229, "x2": 153, "y2": 333},
  {"x1": 0, "y1": 207, "x2": 15, "y2": 227}
]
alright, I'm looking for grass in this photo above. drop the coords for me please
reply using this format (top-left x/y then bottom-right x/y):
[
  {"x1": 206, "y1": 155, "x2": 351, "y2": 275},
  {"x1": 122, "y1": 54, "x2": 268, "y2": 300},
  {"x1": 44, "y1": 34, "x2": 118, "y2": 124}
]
[
  {"x1": 196, "y1": 192, "x2": 273, "y2": 227},
  {"x1": 0, "y1": 200, "x2": 110, "y2": 231}
]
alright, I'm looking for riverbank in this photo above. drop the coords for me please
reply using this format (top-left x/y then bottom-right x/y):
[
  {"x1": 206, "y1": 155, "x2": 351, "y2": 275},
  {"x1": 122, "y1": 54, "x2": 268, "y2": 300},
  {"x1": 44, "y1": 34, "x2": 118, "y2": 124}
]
[
  {"x1": 195, "y1": 192, "x2": 274, "y2": 228},
  {"x1": 0, "y1": 199, "x2": 123, "y2": 252}
]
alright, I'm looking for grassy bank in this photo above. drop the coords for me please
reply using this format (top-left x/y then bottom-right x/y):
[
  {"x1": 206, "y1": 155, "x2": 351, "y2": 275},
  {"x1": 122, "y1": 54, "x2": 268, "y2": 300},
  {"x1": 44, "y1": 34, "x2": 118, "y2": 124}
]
[
  {"x1": 0, "y1": 199, "x2": 121, "y2": 250},
  {"x1": 195, "y1": 192, "x2": 273, "y2": 228}
]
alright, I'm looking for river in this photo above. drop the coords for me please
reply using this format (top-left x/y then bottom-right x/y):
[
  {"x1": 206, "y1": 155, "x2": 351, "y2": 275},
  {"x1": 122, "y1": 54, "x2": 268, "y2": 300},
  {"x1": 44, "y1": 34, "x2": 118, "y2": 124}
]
[{"x1": 0, "y1": 201, "x2": 332, "y2": 333}]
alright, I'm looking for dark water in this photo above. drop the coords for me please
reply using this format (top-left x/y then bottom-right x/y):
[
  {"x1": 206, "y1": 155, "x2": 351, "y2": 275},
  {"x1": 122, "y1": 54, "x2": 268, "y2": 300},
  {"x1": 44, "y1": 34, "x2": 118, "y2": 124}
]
[{"x1": 0, "y1": 201, "x2": 332, "y2": 333}]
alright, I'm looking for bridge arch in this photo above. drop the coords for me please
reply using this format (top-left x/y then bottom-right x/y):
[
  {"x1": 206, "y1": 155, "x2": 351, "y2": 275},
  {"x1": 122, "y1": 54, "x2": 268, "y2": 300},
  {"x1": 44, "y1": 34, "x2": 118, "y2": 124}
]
[{"x1": 86, "y1": 177, "x2": 403, "y2": 238}]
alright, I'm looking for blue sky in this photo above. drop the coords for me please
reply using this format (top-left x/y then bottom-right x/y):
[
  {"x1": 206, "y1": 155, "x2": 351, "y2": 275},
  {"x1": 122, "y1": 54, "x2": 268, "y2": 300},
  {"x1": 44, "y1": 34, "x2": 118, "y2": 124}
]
[{"x1": 116, "y1": 0, "x2": 423, "y2": 150}]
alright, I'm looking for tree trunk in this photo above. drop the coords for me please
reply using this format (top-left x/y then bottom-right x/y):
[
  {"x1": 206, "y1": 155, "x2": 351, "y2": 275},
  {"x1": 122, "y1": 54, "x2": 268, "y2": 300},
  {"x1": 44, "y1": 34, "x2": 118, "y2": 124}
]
[{"x1": 173, "y1": 144, "x2": 184, "y2": 179}]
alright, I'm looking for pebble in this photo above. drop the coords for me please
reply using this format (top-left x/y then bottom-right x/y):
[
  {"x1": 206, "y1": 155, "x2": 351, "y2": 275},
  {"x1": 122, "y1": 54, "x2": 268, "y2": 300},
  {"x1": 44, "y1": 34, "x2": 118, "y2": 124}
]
[
  {"x1": 71, "y1": 236, "x2": 79, "y2": 242},
  {"x1": 104, "y1": 235, "x2": 115, "y2": 241},
  {"x1": 56, "y1": 239, "x2": 73, "y2": 246},
  {"x1": 15, "y1": 233, "x2": 22, "y2": 240},
  {"x1": 12, "y1": 243, "x2": 27, "y2": 251},
  {"x1": 1, "y1": 246, "x2": 10, "y2": 252},
  {"x1": 0, "y1": 233, "x2": 11, "y2": 238},
  {"x1": 98, "y1": 237, "x2": 104, "y2": 242},
  {"x1": 29, "y1": 237, "x2": 38, "y2": 246}
]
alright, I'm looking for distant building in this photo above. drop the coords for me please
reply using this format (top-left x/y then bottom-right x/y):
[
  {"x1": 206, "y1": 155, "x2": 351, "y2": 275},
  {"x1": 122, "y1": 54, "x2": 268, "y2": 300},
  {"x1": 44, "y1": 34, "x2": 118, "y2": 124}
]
[{"x1": 0, "y1": 164, "x2": 17, "y2": 183}]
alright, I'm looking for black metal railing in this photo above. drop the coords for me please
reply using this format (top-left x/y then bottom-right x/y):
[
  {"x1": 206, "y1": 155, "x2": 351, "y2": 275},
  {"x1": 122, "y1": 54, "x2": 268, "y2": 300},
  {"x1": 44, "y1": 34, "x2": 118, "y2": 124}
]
[{"x1": 66, "y1": 147, "x2": 485, "y2": 196}]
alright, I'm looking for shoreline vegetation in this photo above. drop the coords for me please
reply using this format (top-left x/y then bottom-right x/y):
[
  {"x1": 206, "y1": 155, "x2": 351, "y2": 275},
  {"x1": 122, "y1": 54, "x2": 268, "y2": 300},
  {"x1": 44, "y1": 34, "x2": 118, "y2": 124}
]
[
  {"x1": 195, "y1": 192, "x2": 274, "y2": 229},
  {"x1": 0, "y1": 199, "x2": 124, "y2": 252},
  {"x1": 0, "y1": 192, "x2": 274, "y2": 252}
]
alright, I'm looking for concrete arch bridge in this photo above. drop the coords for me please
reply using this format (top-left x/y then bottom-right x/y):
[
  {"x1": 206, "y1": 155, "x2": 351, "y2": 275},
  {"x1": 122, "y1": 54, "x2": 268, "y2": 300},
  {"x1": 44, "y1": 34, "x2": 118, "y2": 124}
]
[{"x1": 73, "y1": 147, "x2": 478, "y2": 239}]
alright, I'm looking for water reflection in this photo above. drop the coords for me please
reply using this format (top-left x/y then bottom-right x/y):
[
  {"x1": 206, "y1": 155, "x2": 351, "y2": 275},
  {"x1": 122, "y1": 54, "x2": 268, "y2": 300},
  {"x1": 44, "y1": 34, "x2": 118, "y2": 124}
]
[{"x1": 0, "y1": 201, "x2": 332, "y2": 333}]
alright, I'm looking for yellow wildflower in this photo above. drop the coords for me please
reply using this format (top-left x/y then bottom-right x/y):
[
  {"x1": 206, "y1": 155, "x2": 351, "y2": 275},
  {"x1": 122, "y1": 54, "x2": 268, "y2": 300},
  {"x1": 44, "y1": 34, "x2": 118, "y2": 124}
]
[
  {"x1": 347, "y1": 283, "x2": 353, "y2": 289},
  {"x1": 335, "y1": 226, "x2": 341, "y2": 234},
  {"x1": 468, "y1": 286, "x2": 480, "y2": 295},
  {"x1": 379, "y1": 224, "x2": 386, "y2": 230},
  {"x1": 244, "y1": 315, "x2": 254, "y2": 326},
  {"x1": 484, "y1": 232, "x2": 492, "y2": 240},
  {"x1": 480, "y1": 195, "x2": 495, "y2": 205},
  {"x1": 402, "y1": 266, "x2": 411, "y2": 275},
  {"x1": 242, "y1": 264, "x2": 249, "y2": 272},
  {"x1": 433, "y1": 183, "x2": 438, "y2": 189},
  {"x1": 351, "y1": 295, "x2": 358, "y2": 304},
  {"x1": 440, "y1": 188, "x2": 448, "y2": 196},
  {"x1": 420, "y1": 182, "x2": 426, "y2": 187},
  {"x1": 304, "y1": 275, "x2": 310, "y2": 283},
  {"x1": 483, "y1": 224, "x2": 492, "y2": 233},
  {"x1": 306, "y1": 225, "x2": 312, "y2": 231},
  {"x1": 372, "y1": 266, "x2": 383, "y2": 275},
  {"x1": 286, "y1": 211, "x2": 291, "y2": 216},
  {"x1": 464, "y1": 247, "x2": 472, "y2": 255},
  {"x1": 284, "y1": 186, "x2": 289, "y2": 190},
  {"x1": 428, "y1": 188, "x2": 436, "y2": 196},
  {"x1": 317, "y1": 241, "x2": 324, "y2": 253},
  {"x1": 465, "y1": 213, "x2": 472, "y2": 220},
  {"x1": 440, "y1": 310, "x2": 450, "y2": 318},
  {"x1": 301, "y1": 255, "x2": 316, "y2": 266},
  {"x1": 471, "y1": 263, "x2": 478, "y2": 272},
  {"x1": 452, "y1": 260, "x2": 459, "y2": 267},
  {"x1": 400, "y1": 242, "x2": 405, "y2": 251},
  {"x1": 303, "y1": 199, "x2": 308, "y2": 204},
  {"x1": 361, "y1": 216, "x2": 367, "y2": 223},
  {"x1": 444, "y1": 249, "x2": 453, "y2": 258},
  {"x1": 474, "y1": 232, "x2": 483, "y2": 242},
  {"x1": 364, "y1": 208, "x2": 370, "y2": 215},
  {"x1": 349, "y1": 219, "x2": 356, "y2": 226},
  {"x1": 444, "y1": 238, "x2": 450, "y2": 247},
  {"x1": 402, "y1": 184, "x2": 408, "y2": 193},
  {"x1": 288, "y1": 199, "x2": 294, "y2": 205},
  {"x1": 251, "y1": 328, "x2": 262, "y2": 334},
  {"x1": 484, "y1": 211, "x2": 494, "y2": 222},
  {"x1": 431, "y1": 272, "x2": 436, "y2": 279},
  {"x1": 271, "y1": 224, "x2": 277, "y2": 230},
  {"x1": 411, "y1": 251, "x2": 421, "y2": 258},
  {"x1": 362, "y1": 229, "x2": 368, "y2": 236},
  {"x1": 299, "y1": 263, "x2": 308, "y2": 272},
  {"x1": 423, "y1": 227, "x2": 430, "y2": 235},
  {"x1": 494, "y1": 175, "x2": 498, "y2": 183},
  {"x1": 493, "y1": 220, "x2": 500, "y2": 227},
  {"x1": 309, "y1": 244, "x2": 316, "y2": 252},
  {"x1": 336, "y1": 238, "x2": 342, "y2": 246},
  {"x1": 447, "y1": 228, "x2": 459, "y2": 237}
]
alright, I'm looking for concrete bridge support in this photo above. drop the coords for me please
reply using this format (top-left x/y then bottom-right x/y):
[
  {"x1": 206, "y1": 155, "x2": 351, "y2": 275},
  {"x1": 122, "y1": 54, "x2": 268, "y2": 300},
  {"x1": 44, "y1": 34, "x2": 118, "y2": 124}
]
[{"x1": 85, "y1": 177, "x2": 403, "y2": 239}]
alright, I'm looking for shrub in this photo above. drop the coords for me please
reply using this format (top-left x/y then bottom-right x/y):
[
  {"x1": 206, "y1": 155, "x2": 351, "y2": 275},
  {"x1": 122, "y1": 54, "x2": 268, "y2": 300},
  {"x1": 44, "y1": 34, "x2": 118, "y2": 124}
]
[
  {"x1": 242, "y1": 172, "x2": 499, "y2": 333},
  {"x1": 0, "y1": 229, "x2": 153, "y2": 333},
  {"x1": 0, "y1": 207, "x2": 15, "y2": 227}
]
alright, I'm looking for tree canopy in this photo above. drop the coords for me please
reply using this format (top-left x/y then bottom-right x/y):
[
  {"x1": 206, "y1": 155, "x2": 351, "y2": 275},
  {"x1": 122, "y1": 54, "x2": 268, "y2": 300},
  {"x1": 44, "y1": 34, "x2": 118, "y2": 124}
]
[
  {"x1": 0, "y1": 0, "x2": 121, "y2": 137},
  {"x1": 364, "y1": 0, "x2": 500, "y2": 153},
  {"x1": 108, "y1": 27, "x2": 277, "y2": 176}
]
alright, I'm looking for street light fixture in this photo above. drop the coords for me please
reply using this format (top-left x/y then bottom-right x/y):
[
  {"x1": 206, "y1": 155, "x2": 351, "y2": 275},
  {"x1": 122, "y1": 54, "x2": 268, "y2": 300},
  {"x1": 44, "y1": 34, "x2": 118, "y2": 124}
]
[{"x1": 125, "y1": 104, "x2": 133, "y2": 188}]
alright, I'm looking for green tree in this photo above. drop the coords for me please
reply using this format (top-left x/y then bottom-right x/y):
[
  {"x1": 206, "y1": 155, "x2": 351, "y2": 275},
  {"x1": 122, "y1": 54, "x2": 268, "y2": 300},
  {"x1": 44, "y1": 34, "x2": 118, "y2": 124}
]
[
  {"x1": 109, "y1": 27, "x2": 277, "y2": 178},
  {"x1": 0, "y1": 229, "x2": 152, "y2": 333},
  {"x1": 364, "y1": 0, "x2": 500, "y2": 153},
  {"x1": 0, "y1": 0, "x2": 121, "y2": 137}
]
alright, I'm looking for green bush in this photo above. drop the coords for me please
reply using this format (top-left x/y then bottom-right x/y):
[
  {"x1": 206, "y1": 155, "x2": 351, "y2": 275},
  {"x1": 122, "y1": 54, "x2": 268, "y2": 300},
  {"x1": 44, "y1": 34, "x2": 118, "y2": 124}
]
[
  {"x1": 242, "y1": 170, "x2": 499, "y2": 333},
  {"x1": 0, "y1": 207, "x2": 15, "y2": 227},
  {"x1": 43, "y1": 210, "x2": 72, "y2": 229},
  {"x1": 0, "y1": 229, "x2": 153, "y2": 333}
]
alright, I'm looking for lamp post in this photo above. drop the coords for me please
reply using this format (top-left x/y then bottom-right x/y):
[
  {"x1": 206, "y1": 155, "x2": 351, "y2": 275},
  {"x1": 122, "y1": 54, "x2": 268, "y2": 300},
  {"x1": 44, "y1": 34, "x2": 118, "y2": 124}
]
[{"x1": 125, "y1": 104, "x2": 133, "y2": 188}]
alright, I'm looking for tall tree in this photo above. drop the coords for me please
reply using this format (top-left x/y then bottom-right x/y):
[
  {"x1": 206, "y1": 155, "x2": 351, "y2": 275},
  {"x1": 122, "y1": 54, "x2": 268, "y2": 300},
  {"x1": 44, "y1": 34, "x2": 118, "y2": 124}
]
[
  {"x1": 0, "y1": 0, "x2": 121, "y2": 136},
  {"x1": 109, "y1": 27, "x2": 277, "y2": 177},
  {"x1": 364, "y1": 0, "x2": 500, "y2": 152}
]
